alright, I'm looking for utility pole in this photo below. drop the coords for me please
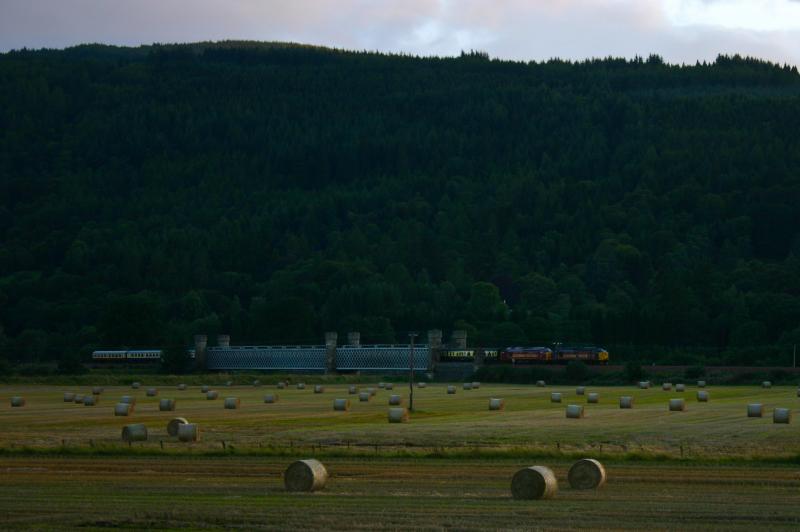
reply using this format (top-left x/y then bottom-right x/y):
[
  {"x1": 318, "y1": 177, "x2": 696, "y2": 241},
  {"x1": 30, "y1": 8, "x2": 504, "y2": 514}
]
[
  {"x1": 409, "y1": 332, "x2": 418, "y2": 412},
  {"x1": 794, "y1": 344, "x2": 796, "y2": 369}
]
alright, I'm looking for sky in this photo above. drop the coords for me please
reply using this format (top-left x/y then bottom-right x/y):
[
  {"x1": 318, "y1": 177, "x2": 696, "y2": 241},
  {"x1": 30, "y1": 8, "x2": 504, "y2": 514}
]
[{"x1": 1, "y1": 0, "x2": 800, "y2": 65}]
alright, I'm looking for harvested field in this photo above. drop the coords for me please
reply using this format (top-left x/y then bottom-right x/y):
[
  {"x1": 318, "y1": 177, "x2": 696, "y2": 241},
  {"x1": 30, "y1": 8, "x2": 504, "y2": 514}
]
[
  {"x1": 0, "y1": 455, "x2": 798, "y2": 530},
  {"x1": 0, "y1": 384, "x2": 799, "y2": 458}
]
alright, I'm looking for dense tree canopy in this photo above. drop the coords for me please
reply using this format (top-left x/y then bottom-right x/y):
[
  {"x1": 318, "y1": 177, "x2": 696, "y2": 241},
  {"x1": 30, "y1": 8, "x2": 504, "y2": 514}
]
[{"x1": 1, "y1": 42, "x2": 800, "y2": 366}]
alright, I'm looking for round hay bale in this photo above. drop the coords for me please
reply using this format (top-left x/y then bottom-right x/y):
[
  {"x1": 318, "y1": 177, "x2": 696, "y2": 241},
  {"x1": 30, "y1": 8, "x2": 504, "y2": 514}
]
[
  {"x1": 587, "y1": 393, "x2": 599, "y2": 404},
  {"x1": 675, "y1": 384, "x2": 685, "y2": 392},
  {"x1": 200, "y1": 385, "x2": 210, "y2": 393},
  {"x1": 747, "y1": 403, "x2": 764, "y2": 417},
  {"x1": 446, "y1": 386, "x2": 456, "y2": 395},
  {"x1": 358, "y1": 392, "x2": 370, "y2": 402},
  {"x1": 63, "y1": 392, "x2": 75, "y2": 402},
  {"x1": 762, "y1": 381, "x2": 772, "y2": 389},
  {"x1": 697, "y1": 391, "x2": 709, "y2": 402},
  {"x1": 284, "y1": 459, "x2": 328, "y2": 492},
  {"x1": 551, "y1": 392, "x2": 562, "y2": 403},
  {"x1": 92, "y1": 386, "x2": 103, "y2": 395},
  {"x1": 576, "y1": 386, "x2": 585, "y2": 396},
  {"x1": 669, "y1": 398, "x2": 686, "y2": 412},
  {"x1": 177, "y1": 383, "x2": 187, "y2": 391},
  {"x1": 619, "y1": 396, "x2": 634, "y2": 409},
  {"x1": 277, "y1": 382, "x2": 286, "y2": 389},
  {"x1": 568, "y1": 459, "x2": 607, "y2": 490},
  {"x1": 697, "y1": 380, "x2": 706, "y2": 388},
  {"x1": 177, "y1": 423, "x2": 199, "y2": 442},
  {"x1": 510, "y1": 466, "x2": 558, "y2": 500},
  {"x1": 314, "y1": 385, "x2": 325, "y2": 394},
  {"x1": 73, "y1": 394, "x2": 85, "y2": 403},
  {"x1": 638, "y1": 381, "x2": 651, "y2": 389},
  {"x1": 159, "y1": 398, "x2": 176, "y2": 411},
  {"x1": 536, "y1": 380, "x2": 546, "y2": 387},
  {"x1": 378, "y1": 382, "x2": 386, "y2": 389},
  {"x1": 385, "y1": 383, "x2": 394, "y2": 390},
  {"x1": 206, "y1": 390, "x2": 219, "y2": 400},
  {"x1": 167, "y1": 417, "x2": 189, "y2": 436},
  {"x1": 418, "y1": 382, "x2": 427, "y2": 388},
  {"x1": 225, "y1": 380, "x2": 233, "y2": 387},
  {"x1": 224, "y1": 397, "x2": 240, "y2": 409},
  {"x1": 489, "y1": 398, "x2": 505, "y2": 411},
  {"x1": 566, "y1": 404, "x2": 584, "y2": 418},
  {"x1": 264, "y1": 394, "x2": 279, "y2": 403},
  {"x1": 333, "y1": 398, "x2": 350, "y2": 411},
  {"x1": 463, "y1": 383, "x2": 473, "y2": 390},
  {"x1": 253, "y1": 380, "x2": 261, "y2": 387},
  {"x1": 388, "y1": 407, "x2": 409, "y2": 423},
  {"x1": 121, "y1": 423, "x2": 147, "y2": 442},
  {"x1": 773, "y1": 408, "x2": 791, "y2": 424},
  {"x1": 388, "y1": 394, "x2": 403, "y2": 406},
  {"x1": 367, "y1": 387, "x2": 377, "y2": 396},
  {"x1": 471, "y1": 382, "x2": 480, "y2": 389},
  {"x1": 348, "y1": 385, "x2": 358, "y2": 395},
  {"x1": 114, "y1": 402, "x2": 134, "y2": 416},
  {"x1": 120, "y1": 395, "x2": 136, "y2": 405},
  {"x1": 146, "y1": 388, "x2": 158, "y2": 397},
  {"x1": 662, "y1": 383, "x2": 672, "y2": 391},
  {"x1": 297, "y1": 383, "x2": 306, "y2": 390},
  {"x1": 10, "y1": 396, "x2": 25, "y2": 407},
  {"x1": 132, "y1": 382, "x2": 141, "y2": 389},
  {"x1": 83, "y1": 395, "x2": 96, "y2": 406}
]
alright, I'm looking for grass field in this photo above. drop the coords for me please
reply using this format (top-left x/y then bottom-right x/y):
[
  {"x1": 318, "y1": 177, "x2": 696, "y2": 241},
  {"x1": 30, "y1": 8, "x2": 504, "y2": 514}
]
[{"x1": 1, "y1": 382, "x2": 798, "y2": 529}]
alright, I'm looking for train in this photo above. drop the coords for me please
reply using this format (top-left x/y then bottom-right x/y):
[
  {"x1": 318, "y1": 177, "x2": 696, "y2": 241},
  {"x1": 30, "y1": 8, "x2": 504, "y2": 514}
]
[
  {"x1": 498, "y1": 346, "x2": 609, "y2": 365},
  {"x1": 91, "y1": 349, "x2": 195, "y2": 362}
]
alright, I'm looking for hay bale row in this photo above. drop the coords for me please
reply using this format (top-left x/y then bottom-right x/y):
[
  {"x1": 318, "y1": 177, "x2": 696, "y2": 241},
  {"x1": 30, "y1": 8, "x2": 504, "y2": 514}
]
[
  {"x1": 587, "y1": 393, "x2": 599, "y2": 404},
  {"x1": 167, "y1": 417, "x2": 189, "y2": 436},
  {"x1": 10, "y1": 396, "x2": 25, "y2": 407},
  {"x1": 568, "y1": 459, "x2": 607, "y2": 489},
  {"x1": 388, "y1": 394, "x2": 403, "y2": 406},
  {"x1": 489, "y1": 398, "x2": 505, "y2": 411},
  {"x1": 264, "y1": 394, "x2": 278, "y2": 403},
  {"x1": 159, "y1": 398, "x2": 176, "y2": 411},
  {"x1": 619, "y1": 396, "x2": 634, "y2": 409},
  {"x1": 697, "y1": 391, "x2": 709, "y2": 402},
  {"x1": 284, "y1": 459, "x2": 328, "y2": 492},
  {"x1": 773, "y1": 408, "x2": 791, "y2": 424},
  {"x1": 224, "y1": 397, "x2": 240, "y2": 409},
  {"x1": 388, "y1": 407, "x2": 409, "y2": 423},
  {"x1": 333, "y1": 398, "x2": 350, "y2": 411},
  {"x1": 511, "y1": 466, "x2": 558, "y2": 500},
  {"x1": 566, "y1": 404, "x2": 584, "y2": 418},
  {"x1": 121, "y1": 423, "x2": 147, "y2": 442},
  {"x1": 446, "y1": 386, "x2": 456, "y2": 394},
  {"x1": 747, "y1": 403, "x2": 764, "y2": 417},
  {"x1": 114, "y1": 402, "x2": 134, "y2": 416},
  {"x1": 669, "y1": 398, "x2": 686, "y2": 412},
  {"x1": 551, "y1": 392, "x2": 562, "y2": 403},
  {"x1": 206, "y1": 390, "x2": 219, "y2": 400}
]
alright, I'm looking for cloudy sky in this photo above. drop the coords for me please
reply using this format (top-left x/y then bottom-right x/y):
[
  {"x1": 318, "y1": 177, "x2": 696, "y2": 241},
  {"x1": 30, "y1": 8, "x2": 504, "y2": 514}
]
[{"x1": 2, "y1": 0, "x2": 800, "y2": 65}]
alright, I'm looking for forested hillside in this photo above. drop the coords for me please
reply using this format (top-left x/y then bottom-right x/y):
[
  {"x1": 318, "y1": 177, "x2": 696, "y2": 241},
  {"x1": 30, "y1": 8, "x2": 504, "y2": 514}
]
[{"x1": 1, "y1": 42, "x2": 800, "y2": 368}]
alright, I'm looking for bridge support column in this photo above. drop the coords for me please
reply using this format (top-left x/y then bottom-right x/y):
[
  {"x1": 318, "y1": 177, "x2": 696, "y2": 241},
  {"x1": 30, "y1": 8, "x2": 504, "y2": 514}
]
[
  {"x1": 325, "y1": 332, "x2": 338, "y2": 373},
  {"x1": 428, "y1": 329, "x2": 442, "y2": 372}
]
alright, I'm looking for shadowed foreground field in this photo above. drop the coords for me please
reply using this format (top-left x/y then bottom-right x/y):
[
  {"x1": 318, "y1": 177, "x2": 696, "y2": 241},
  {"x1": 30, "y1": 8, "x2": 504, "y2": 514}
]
[
  {"x1": 1, "y1": 384, "x2": 798, "y2": 458},
  {"x1": 0, "y1": 455, "x2": 798, "y2": 530}
]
